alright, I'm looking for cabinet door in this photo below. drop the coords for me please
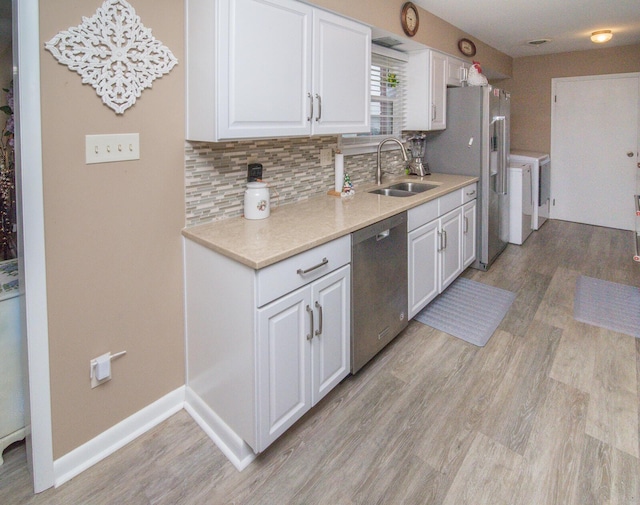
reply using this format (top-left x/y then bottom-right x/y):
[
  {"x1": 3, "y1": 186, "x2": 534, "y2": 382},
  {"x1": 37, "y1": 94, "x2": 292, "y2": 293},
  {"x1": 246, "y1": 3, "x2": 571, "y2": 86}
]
[
  {"x1": 439, "y1": 207, "x2": 462, "y2": 291},
  {"x1": 408, "y1": 220, "x2": 440, "y2": 318},
  {"x1": 312, "y1": 11, "x2": 370, "y2": 134},
  {"x1": 447, "y1": 57, "x2": 469, "y2": 87},
  {"x1": 430, "y1": 51, "x2": 447, "y2": 130},
  {"x1": 257, "y1": 287, "x2": 312, "y2": 451},
  {"x1": 219, "y1": 0, "x2": 313, "y2": 139},
  {"x1": 311, "y1": 265, "x2": 350, "y2": 404},
  {"x1": 462, "y1": 200, "x2": 477, "y2": 269}
]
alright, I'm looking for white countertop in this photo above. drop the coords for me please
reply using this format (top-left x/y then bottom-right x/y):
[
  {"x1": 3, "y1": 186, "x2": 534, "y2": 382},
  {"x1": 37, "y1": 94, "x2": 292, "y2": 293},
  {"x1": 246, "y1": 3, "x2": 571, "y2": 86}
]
[{"x1": 182, "y1": 173, "x2": 478, "y2": 269}]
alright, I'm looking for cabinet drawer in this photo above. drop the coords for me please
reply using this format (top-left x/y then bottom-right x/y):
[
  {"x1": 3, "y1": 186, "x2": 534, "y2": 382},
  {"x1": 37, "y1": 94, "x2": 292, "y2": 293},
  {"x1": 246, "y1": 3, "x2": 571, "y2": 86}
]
[
  {"x1": 463, "y1": 183, "x2": 478, "y2": 203},
  {"x1": 438, "y1": 189, "x2": 463, "y2": 215},
  {"x1": 257, "y1": 235, "x2": 350, "y2": 307},
  {"x1": 407, "y1": 199, "x2": 439, "y2": 232}
]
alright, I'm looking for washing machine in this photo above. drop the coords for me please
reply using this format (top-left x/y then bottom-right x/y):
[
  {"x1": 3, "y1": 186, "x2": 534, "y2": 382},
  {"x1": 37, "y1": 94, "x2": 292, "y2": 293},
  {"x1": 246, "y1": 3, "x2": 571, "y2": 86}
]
[
  {"x1": 509, "y1": 163, "x2": 533, "y2": 245},
  {"x1": 510, "y1": 150, "x2": 551, "y2": 230}
]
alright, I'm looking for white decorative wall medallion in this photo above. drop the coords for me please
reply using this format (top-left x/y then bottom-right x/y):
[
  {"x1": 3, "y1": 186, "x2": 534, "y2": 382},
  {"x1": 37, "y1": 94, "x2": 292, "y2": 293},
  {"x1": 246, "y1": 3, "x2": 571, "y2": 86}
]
[{"x1": 45, "y1": 0, "x2": 178, "y2": 114}]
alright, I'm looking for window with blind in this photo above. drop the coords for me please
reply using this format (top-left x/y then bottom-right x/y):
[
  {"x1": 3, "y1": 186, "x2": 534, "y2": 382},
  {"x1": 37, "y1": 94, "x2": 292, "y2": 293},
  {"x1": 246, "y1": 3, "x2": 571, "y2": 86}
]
[{"x1": 341, "y1": 46, "x2": 408, "y2": 153}]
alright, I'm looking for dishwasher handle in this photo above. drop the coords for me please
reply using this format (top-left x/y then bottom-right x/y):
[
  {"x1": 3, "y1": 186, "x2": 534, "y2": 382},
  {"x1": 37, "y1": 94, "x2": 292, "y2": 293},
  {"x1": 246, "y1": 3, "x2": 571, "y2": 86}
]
[{"x1": 376, "y1": 229, "x2": 390, "y2": 241}]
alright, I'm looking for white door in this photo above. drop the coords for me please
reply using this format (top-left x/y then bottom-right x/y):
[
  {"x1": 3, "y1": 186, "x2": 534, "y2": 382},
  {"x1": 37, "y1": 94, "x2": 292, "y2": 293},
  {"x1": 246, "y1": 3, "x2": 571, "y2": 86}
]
[
  {"x1": 257, "y1": 287, "x2": 311, "y2": 451},
  {"x1": 429, "y1": 51, "x2": 447, "y2": 130},
  {"x1": 439, "y1": 208, "x2": 462, "y2": 291},
  {"x1": 310, "y1": 266, "x2": 350, "y2": 404},
  {"x1": 551, "y1": 74, "x2": 639, "y2": 230},
  {"x1": 312, "y1": 10, "x2": 370, "y2": 134},
  {"x1": 220, "y1": 0, "x2": 312, "y2": 138},
  {"x1": 462, "y1": 200, "x2": 477, "y2": 269},
  {"x1": 408, "y1": 220, "x2": 439, "y2": 318}
]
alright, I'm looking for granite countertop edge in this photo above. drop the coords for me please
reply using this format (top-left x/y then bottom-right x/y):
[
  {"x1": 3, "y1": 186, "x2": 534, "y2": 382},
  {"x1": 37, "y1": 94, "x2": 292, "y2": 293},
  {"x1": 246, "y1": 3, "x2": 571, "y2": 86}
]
[{"x1": 182, "y1": 173, "x2": 479, "y2": 270}]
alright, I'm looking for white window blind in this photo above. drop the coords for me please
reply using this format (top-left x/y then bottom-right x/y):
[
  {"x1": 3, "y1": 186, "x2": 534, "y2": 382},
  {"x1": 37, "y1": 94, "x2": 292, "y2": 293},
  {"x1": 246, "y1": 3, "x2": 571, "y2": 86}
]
[{"x1": 341, "y1": 46, "x2": 408, "y2": 152}]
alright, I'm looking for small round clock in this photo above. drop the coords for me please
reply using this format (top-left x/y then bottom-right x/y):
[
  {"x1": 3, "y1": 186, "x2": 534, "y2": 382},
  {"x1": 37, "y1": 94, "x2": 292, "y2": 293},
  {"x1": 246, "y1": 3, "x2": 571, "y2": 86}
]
[
  {"x1": 458, "y1": 38, "x2": 477, "y2": 57},
  {"x1": 401, "y1": 2, "x2": 419, "y2": 37}
]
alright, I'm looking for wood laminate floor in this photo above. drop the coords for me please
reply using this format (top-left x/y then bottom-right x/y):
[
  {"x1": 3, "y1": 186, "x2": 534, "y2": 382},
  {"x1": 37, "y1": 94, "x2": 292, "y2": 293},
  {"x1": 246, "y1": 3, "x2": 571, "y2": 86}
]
[{"x1": 2, "y1": 220, "x2": 639, "y2": 504}]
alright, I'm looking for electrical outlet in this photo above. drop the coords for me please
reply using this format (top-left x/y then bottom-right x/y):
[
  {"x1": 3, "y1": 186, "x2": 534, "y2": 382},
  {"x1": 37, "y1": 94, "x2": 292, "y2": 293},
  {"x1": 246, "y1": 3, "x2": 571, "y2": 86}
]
[
  {"x1": 320, "y1": 148, "x2": 332, "y2": 166},
  {"x1": 90, "y1": 352, "x2": 112, "y2": 388},
  {"x1": 85, "y1": 133, "x2": 140, "y2": 164}
]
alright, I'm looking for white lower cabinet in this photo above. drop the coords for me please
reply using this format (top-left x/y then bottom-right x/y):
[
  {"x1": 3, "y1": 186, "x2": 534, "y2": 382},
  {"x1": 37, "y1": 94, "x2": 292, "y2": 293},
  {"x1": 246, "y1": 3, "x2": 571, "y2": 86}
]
[
  {"x1": 184, "y1": 235, "x2": 350, "y2": 462},
  {"x1": 408, "y1": 207, "x2": 462, "y2": 318},
  {"x1": 257, "y1": 265, "x2": 350, "y2": 450},
  {"x1": 462, "y1": 200, "x2": 477, "y2": 268},
  {"x1": 408, "y1": 184, "x2": 477, "y2": 319},
  {"x1": 439, "y1": 207, "x2": 463, "y2": 291},
  {"x1": 408, "y1": 219, "x2": 439, "y2": 318}
]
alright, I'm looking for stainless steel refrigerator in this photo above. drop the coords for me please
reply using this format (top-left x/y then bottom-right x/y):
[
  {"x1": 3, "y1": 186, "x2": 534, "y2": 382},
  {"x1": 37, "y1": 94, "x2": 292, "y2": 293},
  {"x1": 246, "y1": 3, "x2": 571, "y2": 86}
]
[{"x1": 425, "y1": 85, "x2": 510, "y2": 271}]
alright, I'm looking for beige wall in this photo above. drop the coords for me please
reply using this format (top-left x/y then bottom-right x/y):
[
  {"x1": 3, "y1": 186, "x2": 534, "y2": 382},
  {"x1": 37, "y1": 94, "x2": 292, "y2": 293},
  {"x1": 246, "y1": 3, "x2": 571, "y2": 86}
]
[
  {"x1": 40, "y1": 0, "x2": 185, "y2": 458},
  {"x1": 311, "y1": 0, "x2": 512, "y2": 78},
  {"x1": 505, "y1": 44, "x2": 640, "y2": 153}
]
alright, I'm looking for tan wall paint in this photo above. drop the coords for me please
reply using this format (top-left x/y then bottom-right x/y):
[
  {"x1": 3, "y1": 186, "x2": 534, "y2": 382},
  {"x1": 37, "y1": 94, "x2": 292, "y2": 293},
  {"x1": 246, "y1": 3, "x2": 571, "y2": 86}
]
[
  {"x1": 39, "y1": 0, "x2": 185, "y2": 458},
  {"x1": 310, "y1": 0, "x2": 512, "y2": 78},
  {"x1": 505, "y1": 44, "x2": 640, "y2": 153}
]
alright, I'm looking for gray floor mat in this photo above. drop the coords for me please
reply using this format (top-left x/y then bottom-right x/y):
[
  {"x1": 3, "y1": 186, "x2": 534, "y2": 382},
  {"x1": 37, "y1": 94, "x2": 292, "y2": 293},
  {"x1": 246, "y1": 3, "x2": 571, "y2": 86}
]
[
  {"x1": 574, "y1": 275, "x2": 640, "y2": 338},
  {"x1": 414, "y1": 277, "x2": 516, "y2": 347}
]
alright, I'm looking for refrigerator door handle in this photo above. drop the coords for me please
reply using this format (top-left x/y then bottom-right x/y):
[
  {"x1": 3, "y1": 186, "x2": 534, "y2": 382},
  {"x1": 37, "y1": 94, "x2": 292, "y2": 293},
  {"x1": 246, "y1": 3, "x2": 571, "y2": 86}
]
[{"x1": 493, "y1": 116, "x2": 508, "y2": 195}]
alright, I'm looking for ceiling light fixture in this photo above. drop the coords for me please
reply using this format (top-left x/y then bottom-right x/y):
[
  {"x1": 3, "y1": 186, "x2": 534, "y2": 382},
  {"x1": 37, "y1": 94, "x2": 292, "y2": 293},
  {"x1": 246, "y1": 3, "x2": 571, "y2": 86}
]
[{"x1": 591, "y1": 30, "x2": 612, "y2": 43}]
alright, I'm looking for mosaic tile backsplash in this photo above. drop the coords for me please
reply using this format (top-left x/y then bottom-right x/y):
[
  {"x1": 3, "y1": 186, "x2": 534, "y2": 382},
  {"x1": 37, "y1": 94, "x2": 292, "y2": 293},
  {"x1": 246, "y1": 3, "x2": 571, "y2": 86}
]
[{"x1": 185, "y1": 136, "x2": 407, "y2": 227}]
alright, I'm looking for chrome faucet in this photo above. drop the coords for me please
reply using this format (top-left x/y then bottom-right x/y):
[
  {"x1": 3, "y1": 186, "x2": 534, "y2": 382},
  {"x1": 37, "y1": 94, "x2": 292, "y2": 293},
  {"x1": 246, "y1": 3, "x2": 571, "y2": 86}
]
[{"x1": 376, "y1": 137, "x2": 409, "y2": 185}]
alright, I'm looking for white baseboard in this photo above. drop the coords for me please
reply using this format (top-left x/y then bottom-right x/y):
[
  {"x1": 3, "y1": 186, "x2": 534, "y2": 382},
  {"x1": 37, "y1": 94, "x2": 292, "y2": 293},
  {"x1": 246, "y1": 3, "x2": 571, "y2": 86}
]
[
  {"x1": 53, "y1": 386, "x2": 185, "y2": 487},
  {"x1": 184, "y1": 387, "x2": 256, "y2": 471}
]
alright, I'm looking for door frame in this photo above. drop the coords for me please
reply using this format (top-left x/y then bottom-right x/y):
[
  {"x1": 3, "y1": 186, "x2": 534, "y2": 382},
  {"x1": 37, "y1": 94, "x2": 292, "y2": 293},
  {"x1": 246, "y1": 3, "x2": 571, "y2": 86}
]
[
  {"x1": 15, "y1": 0, "x2": 55, "y2": 492},
  {"x1": 550, "y1": 72, "x2": 640, "y2": 229}
]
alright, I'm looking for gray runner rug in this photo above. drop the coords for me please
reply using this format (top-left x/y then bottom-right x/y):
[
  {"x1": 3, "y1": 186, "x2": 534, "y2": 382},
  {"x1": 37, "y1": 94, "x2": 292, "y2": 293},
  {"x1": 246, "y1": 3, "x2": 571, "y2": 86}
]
[
  {"x1": 574, "y1": 275, "x2": 640, "y2": 339},
  {"x1": 414, "y1": 277, "x2": 516, "y2": 347}
]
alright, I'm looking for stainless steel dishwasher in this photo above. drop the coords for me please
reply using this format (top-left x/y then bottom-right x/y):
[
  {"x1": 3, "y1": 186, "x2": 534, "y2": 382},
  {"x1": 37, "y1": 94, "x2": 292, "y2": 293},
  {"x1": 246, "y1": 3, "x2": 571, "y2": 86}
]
[{"x1": 351, "y1": 212, "x2": 408, "y2": 373}]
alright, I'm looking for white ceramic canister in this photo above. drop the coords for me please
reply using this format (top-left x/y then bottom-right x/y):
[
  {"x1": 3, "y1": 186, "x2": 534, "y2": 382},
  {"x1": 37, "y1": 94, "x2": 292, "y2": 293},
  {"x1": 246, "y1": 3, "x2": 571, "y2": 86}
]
[{"x1": 244, "y1": 181, "x2": 270, "y2": 219}]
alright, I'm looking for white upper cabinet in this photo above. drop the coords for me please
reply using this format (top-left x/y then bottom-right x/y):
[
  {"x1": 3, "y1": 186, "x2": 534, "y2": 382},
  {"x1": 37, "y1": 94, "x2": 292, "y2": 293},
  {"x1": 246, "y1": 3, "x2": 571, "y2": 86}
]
[
  {"x1": 312, "y1": 11, "x2": 371, "y2": 135},
  {"x1": 186, "y1": 0, "x2": 370, "y2": 141},
  {"x1": 446, "y1": 56, "x2": 469, "y2": 87},
  {"x1": 406, "y1": 49, "x2": 447, "y2": 131}
]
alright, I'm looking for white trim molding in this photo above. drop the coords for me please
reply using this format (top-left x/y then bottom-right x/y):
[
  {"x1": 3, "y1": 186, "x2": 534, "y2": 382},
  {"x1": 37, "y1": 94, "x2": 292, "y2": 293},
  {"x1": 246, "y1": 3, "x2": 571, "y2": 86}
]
[
  {"x1": 184, "y1": 387, "x2": 256, "y2": 471},
  {"x1": 53, "y1": 387, "x2": 185, "y2": 488},
  {"x1": 16, "y1": 0, "x2": 55, "y2": 493}
]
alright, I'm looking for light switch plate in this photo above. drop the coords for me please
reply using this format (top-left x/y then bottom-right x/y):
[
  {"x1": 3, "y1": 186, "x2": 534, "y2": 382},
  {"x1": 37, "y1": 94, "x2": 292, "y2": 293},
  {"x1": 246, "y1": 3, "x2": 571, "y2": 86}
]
[{"x1": 85, "y1": 133, "x2": 140, "y2": 164}]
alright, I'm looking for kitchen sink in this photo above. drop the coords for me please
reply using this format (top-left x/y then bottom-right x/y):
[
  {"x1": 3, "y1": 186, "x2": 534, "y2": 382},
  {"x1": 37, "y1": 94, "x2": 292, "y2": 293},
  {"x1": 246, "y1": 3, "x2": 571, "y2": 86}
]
[
  {"x1": 369, "y1": 182, "x2": 439, "y2": 197},
  {"x1": 369, "y1": 188, "x2": 416, "y2": 197}
]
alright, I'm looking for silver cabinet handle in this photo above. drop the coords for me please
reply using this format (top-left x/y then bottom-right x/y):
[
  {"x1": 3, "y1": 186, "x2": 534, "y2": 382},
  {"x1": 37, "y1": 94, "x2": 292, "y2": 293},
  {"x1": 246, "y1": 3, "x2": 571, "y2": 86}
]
[
  {"x1": 437, "y1": 230, "x2": 443, "y2": 252},
  {"x1": 306, "y1": 305, "x2": 314, "y2": 341},
  {"x1": 307, "y1": 92, "x2": 313, "y2": 122},
  {"x1": 466, "y1": 189, "x2": 476, "y2": 197},
  {"x1": 315, "y1": 94, "x2": 322, "y2": 122},
  {"x1": 297, "y1": 257, "x2": 328, "y2": 275},
  {"x1": 431, "y1": 103, "x2": 436, "y2": 121},
  {"x1": 443, "y1": 229, "x2": 447, "y2": 250},
  {"x1": 314, "y1": 301, "x2": 323, "y2": 336},
  {"x1": 464, "y1": 216, "x2": 469, "y2": 234}
]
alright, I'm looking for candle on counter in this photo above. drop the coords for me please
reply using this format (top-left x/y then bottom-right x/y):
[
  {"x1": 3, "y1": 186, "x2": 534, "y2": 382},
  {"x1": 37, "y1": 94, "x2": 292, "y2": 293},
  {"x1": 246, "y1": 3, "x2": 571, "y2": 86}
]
[{"x1": 334, "y1": 152, "x2": 344, "y2": 193}]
